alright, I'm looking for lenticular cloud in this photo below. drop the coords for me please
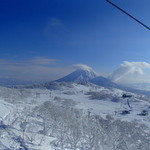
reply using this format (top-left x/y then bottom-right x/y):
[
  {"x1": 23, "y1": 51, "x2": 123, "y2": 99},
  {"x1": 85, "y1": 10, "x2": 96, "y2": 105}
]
[
  {"x1": 73, "y1": 64, "x2": 93, "y2": 71},
  {"x1": 109, "y1": 61, "x2": 150, "y2": 82}
]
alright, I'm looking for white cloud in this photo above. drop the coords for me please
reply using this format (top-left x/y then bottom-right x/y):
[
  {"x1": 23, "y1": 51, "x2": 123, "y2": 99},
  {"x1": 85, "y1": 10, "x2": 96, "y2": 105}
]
[
  {"x1": 49, "y1": 18, "x2": 63, "y2": 27},
  {"x1": 73, "y1": 64, "x2": 93, "y2": 71},
  {"x1": 109, "y1": 61, "x2": 150, "y2": 83},
  {"x1": 44, "y1": 18, "x2": 63, "y2": 34}
]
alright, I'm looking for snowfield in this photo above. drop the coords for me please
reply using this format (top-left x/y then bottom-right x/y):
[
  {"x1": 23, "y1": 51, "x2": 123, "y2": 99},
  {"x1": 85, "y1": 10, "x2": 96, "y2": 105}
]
[
  {"x1": 0, "y1": 99, "x2": 14, "y2": 121},
  {"x1": 0, "y1": 82, "x2": 150, "y2": 150}
]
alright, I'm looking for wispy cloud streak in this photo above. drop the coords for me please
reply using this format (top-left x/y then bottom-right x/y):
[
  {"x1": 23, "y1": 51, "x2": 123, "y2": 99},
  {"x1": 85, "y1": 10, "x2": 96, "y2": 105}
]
[{"x1": 0, "y1": 57, "x2": 57, "y2": 65}]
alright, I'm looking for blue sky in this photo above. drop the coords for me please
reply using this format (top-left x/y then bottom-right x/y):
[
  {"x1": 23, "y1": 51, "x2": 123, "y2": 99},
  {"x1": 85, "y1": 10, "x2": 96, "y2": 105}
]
[{"x1": 0, "y1": 0, "x2": 150, "y2": 83}]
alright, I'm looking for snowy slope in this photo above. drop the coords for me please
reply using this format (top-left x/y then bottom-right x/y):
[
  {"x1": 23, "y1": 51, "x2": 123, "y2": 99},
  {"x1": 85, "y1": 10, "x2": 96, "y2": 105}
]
[
  {"x1": 0, "y1": 99, "x2": 14, "y2": 122},
  {"x1": 90, "y1": 76, "x2": 118, "y2": 88},
  {"x1": 0, "y1": 83, "x2": 150, "y2": 150},
  {"x1": 45, "y1": 82, "x2": 150, "y2": 124},
  {"x1": 22, "y1": 82, "x2": 150, "y2": 127}
]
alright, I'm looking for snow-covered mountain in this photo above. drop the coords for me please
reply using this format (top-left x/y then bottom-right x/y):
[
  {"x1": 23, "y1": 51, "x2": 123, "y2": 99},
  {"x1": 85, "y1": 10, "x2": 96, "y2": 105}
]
[
  {"x1": 55, "y1": 67, "x2": 150, "y2": 96},
  {"x1": 55, "y1": 66, "x2": 122, "y2": 90},
  {"x1": 90, "y1": 76, "x2": 118, "y2": 88},
  {"x1": 56, "y1": 66, "x2": 98, "y2": 83},
  {"x1": 55, "y1": 64, "x2": 119, "y2": 88}
]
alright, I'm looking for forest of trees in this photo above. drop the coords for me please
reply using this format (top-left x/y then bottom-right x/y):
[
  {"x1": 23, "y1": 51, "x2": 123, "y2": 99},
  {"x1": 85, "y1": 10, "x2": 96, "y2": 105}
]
[{"x1": 32, "y1": 98, "x2": 150, "y2": 150}]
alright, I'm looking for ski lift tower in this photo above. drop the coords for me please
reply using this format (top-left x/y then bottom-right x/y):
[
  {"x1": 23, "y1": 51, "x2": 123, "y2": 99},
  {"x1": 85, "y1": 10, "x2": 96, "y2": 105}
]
[{"x1": 122, "y1": 93, "x2": 132, "y2": 109}]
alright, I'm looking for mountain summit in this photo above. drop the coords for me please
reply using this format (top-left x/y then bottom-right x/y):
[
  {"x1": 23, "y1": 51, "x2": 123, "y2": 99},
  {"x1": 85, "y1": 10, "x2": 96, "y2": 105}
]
[
  {"x1": 56, "y1": 64, "x2": 120, "y2": 88},
  {"x1": 56, "y1": 64, "x2": 98, "y2": 83}
]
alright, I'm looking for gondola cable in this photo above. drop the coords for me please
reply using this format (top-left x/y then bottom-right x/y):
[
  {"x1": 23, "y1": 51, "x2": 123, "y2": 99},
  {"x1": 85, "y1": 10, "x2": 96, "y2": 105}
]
[{"x1": 104, "y1": 0, "x2": 150, "y2": 30}]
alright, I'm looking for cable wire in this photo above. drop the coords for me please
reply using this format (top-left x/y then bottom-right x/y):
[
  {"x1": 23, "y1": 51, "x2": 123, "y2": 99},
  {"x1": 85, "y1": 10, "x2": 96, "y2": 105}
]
[{"x1": 104, "y1": 0, "x2": 150, "y2": 30}]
